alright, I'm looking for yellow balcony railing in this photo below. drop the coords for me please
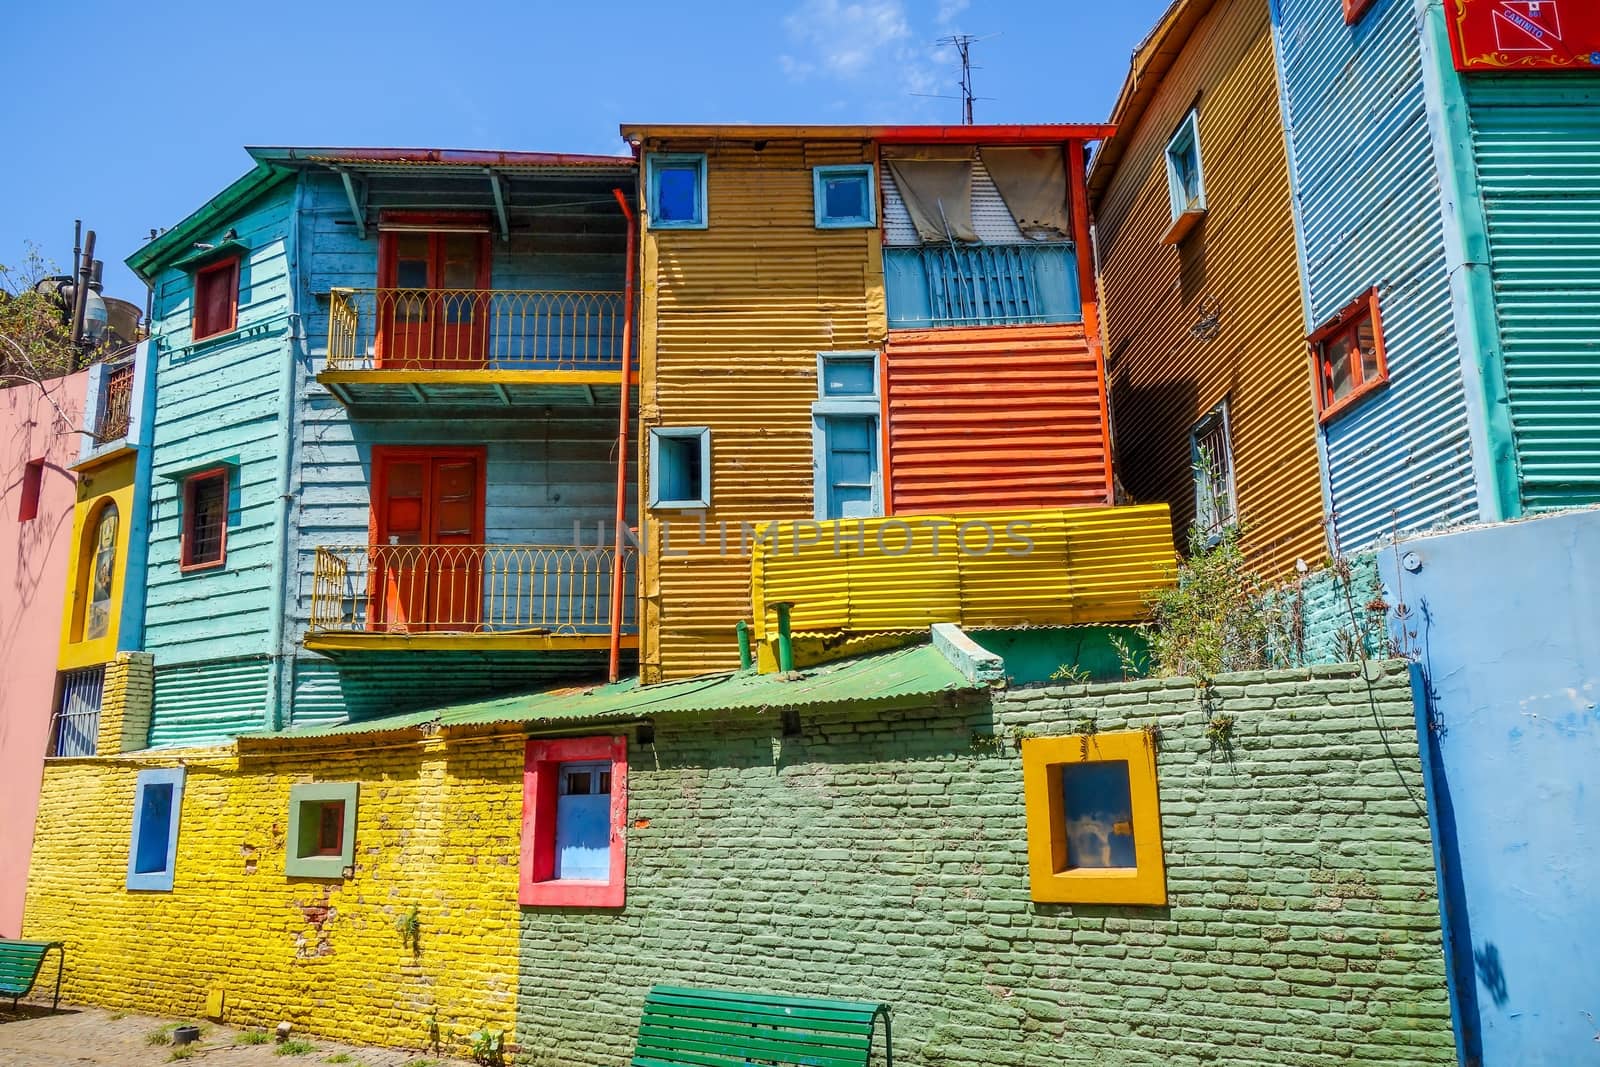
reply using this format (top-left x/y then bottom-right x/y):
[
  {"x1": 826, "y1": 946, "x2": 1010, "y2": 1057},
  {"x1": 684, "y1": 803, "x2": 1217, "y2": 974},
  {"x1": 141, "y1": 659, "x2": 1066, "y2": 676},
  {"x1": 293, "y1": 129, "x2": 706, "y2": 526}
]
[
  {"x1": 750, "y1": 504, "x2": 1176, "y2": 669},
  {"x1": 307, "y1": 543, "x2": 636, "y2": 637},
  {"x1": 326, "y1": 287, "x2": 625, "y2": 371}
]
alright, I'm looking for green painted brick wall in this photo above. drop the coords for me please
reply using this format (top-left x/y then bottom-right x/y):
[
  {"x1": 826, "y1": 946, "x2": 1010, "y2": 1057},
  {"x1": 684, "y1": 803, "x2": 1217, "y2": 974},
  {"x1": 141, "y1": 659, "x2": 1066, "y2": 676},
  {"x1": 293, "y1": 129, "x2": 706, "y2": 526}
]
[{"x1": 516, "y1": 661, "x2": 1454, "y2": 1066}]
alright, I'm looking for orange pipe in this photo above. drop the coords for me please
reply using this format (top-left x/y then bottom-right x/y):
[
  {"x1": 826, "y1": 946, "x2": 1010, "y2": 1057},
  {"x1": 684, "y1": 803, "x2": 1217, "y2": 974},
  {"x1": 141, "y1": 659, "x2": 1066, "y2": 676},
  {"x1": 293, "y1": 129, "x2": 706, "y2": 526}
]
[{"x1": 608, "y1": 187, "x2": 637, "y2": 683}]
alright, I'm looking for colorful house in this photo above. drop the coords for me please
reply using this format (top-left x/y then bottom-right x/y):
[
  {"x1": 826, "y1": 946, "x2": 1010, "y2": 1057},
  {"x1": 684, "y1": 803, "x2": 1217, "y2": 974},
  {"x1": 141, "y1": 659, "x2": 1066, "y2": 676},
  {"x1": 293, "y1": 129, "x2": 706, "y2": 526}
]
[
  {"x1": 620, "y1": 123, "x2": 1177, "y2": 682},
  {"x1": 1089, "y1": 0, "x2": 1325, "y2": 577}
]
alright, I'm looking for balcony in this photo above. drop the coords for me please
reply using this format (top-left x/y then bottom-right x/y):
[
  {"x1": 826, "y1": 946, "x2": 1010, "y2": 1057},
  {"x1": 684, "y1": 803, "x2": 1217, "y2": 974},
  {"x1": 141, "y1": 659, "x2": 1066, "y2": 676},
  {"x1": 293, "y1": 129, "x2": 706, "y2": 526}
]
[
  {"x1": 748, "y1": 504, "x2": 1175, "y2": 672},
  {"x1": 94, "y1": 361, "x2": 135, "y2": 445},
  {"x1": 305, "y1": 542, "x2": 637, "y2": 654},
  {"x1": 884, "y1": 243, "x2": 1081, "y2": 330},
  {"x1": 319, "y1": 287, "x2": 631, "y2": 410}
]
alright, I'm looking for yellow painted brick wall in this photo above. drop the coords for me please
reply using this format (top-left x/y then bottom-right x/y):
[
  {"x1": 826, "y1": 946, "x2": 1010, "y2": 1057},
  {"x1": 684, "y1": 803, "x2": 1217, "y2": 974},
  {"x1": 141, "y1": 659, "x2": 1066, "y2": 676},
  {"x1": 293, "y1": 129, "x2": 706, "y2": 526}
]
[
  {"x1": 23, "y1": 735, "x2": 521, "y2": 1057},
  {"x1": 96, "y1": 652, "x2": 154, "y2": 756}
]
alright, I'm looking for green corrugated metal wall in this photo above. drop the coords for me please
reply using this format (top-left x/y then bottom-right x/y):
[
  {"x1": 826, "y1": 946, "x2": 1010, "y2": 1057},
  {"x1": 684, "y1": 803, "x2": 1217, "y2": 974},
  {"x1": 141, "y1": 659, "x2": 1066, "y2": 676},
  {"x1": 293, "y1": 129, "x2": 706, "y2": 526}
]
[
  {"x1": 149, "y1": 658, "x2": 271, "y2": 746},
  {"x1": 1468, "y1": 76, "x2": 1600, "y2": 512}
]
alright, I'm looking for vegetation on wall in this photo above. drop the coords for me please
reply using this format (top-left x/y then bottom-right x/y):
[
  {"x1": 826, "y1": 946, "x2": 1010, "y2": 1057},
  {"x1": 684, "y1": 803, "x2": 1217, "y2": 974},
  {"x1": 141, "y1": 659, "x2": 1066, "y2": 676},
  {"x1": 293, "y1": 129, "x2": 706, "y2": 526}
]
[{"x1": 0, "y1": 243, "x2": 92, "y2": 382}]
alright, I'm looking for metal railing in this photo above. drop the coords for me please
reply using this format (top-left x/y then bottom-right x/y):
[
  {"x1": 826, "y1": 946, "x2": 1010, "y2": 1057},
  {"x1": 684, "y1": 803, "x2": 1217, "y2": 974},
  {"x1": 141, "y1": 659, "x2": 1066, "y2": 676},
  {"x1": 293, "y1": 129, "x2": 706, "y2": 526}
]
[
  {"x1": 308, "y1": 543, "x2": 636, "y2": 636},
  {"x1": 94, "y1": 361, "x2": 135, "y2": 444},
  {"x1": 885, "y1": 242, "x2": 1080, "y2": 328},
  {"x1": 51, "y1": 667, "x2": 104, "y2": 757},
  {"x1": 326, "y1": 288, "x2": 626, "y2": 371}
]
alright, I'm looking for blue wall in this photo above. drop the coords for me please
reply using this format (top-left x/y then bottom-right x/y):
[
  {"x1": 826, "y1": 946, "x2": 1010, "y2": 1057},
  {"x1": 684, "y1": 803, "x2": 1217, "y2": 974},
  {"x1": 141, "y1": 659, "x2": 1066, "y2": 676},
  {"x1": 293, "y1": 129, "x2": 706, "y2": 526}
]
[
  {"x1": 1271, "y1": 0, "x2": 1483, "y2": 552},
  {"x1": 1381, "y1": 509, "x2": 1600, "y2": 1065}
]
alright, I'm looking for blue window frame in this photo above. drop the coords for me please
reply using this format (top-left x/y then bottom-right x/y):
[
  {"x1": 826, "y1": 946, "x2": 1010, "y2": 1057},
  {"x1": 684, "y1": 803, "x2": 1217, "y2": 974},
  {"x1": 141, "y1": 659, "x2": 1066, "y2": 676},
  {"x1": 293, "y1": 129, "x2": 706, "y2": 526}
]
[
  {"x1": 127, "y1": 768, "x2": 185, "y2": 891},
  {"x1": 1165, "y1": 110, "x2": 1206, "y2": 221},
  {"x1": 813, "y1": 165, "x2": 876, "y2": 229},
  {"x1": 812, "y1": 352, "x2": 882, "y2": 521},
  {"x1": 554, "y1": 761, "x2": 612, "y2": 880},
  {"x1": 648, "y1": 153, "x2": 708, "y2": 230},
  {"x1": 649, "y1": 427, "x2": 712, "y2": 509}
]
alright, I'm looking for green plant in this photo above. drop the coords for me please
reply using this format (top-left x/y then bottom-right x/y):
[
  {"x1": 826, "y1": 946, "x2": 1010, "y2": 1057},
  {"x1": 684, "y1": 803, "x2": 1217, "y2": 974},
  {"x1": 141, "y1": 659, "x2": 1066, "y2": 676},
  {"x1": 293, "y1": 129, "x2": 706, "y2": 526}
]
[
  {"x1": 1110, "y1": 632, "x2": 1151, "y2": 680},
  {"x1": 168, "y1": 1048, "x2": 197, "y2": 1062},
  {"x1": 1049, "y1": 662, "x2": 1091, "y2": 685},
  {"x1": 239, "y1": 1031, "x2": 272, "y2": 1045},
  {"x1": 107, "y1": 1010, "x2": 126, "y2": 1021},
  {"x1": 276, "y1": 1038, "x2": 316, "y2": 1057},
  {"x1": 1205, "y1": 713, "x2": 1237, "y2": 758},
  {"x1": 1074, "y1": 716, "x2": 1098, "y2": 760},
  {"x1": 146, "y1": 1029, "x2": 173, "y2": 1047},
  {"x1": 394, "y1": 904, "x2": 421, "y2": 956},
  {"x1": 1144, "y1": 524, "x2": 1290, "y2": 680},
  {"x1": 469, "y1": 1026, "x2": 506, "y2": 1066},
  {"x1": 323, "y1": 1054, "x2": 355, "y2": 1064}
]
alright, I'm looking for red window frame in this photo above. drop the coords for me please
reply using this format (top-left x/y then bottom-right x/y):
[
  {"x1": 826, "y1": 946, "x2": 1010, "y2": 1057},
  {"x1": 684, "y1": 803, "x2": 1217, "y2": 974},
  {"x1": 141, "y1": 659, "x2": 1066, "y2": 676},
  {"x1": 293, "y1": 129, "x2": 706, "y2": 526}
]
[
  {"x1": 1309, "y1": 287, "x2": 1388, "y2": 424},
  {"x1": 192, "y1": 256, "x2": 240, "y2": 341},
  {"x1": 519, "y1": 735, "x2": 628, "y2": 908},
  {"x1": 1343, "y1": 0, "x2": 1378, "y2": 24},
  {"x1": 180, "y1": 466, "x2": 230, "y2": 572},
  {"x1": 315, "y1": 801, "x2": 345, "y2": 856},
  {"x1": 17, "y1": 459, "x2": 44, "y2": 522}
]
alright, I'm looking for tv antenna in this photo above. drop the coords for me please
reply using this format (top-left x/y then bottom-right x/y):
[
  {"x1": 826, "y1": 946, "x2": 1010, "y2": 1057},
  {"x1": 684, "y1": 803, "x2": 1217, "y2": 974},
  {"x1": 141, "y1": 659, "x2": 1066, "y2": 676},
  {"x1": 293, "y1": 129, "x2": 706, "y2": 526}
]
[{"x1": 935, "y1": 33, "x2": 994, "y2": 124}]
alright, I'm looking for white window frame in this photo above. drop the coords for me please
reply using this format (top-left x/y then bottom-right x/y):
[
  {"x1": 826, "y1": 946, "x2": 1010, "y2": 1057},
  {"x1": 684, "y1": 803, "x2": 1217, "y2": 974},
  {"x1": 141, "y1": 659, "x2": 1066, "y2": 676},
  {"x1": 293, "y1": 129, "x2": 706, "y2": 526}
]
[
  {"x1": 1164, "y1": 109, "x2": 1207, "y2": 222},
  {"x1": 811, "y1": 352, "x2": 883, "y2": 521},
  {"x1": 648, "y1": 426, "x2": 712, "y2": 510},
  {"x1": 1190, "y1": 400, "x2": 1238, "y2": 545}
]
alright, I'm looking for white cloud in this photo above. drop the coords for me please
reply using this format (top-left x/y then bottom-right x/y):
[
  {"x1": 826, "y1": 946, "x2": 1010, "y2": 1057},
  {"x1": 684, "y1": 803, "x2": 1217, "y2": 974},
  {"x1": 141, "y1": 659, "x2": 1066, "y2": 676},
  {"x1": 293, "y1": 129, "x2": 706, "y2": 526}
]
[
  {"x1": 936, "y1": 0, "x2": 970, "y2": 25},
  {"x1": 782, "y1": 0, "x2": 913, "y2": 79}
]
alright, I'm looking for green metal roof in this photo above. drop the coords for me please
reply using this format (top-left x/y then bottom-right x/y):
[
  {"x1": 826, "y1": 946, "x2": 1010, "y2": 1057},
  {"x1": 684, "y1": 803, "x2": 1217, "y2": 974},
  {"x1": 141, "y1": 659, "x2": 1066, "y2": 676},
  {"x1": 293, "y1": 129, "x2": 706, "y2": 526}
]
[{"x1": 244, "y1": 643, "x2": 978, "y2": 744}]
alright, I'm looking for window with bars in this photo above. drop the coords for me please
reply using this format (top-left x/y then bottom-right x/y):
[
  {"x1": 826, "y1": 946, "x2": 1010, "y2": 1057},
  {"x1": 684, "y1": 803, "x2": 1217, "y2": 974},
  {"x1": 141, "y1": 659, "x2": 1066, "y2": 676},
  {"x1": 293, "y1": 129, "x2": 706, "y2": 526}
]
[
  {"x1": 1191, "y1": 401, "x2": 1237, "y2": 543},
  {"x1": 884, "y1": 243, "x2": 1080, "y2": 329},
  {"x1": 52, "y1": 667, "x2": 104, "y2": 757},
  {"x1": 180, "y1": 467, "x2": 229, "y2": 571}
]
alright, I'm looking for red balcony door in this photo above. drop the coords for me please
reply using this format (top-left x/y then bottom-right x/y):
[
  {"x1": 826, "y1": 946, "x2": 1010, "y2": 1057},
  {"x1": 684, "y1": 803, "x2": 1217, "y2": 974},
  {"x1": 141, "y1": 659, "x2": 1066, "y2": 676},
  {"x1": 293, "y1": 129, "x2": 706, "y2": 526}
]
[
  {"x1": 370, "y1": 447, "x2": 486, "y2": 632},
  {"x1": 375, "y1": 218, "x2": 492, "y2": 369}
]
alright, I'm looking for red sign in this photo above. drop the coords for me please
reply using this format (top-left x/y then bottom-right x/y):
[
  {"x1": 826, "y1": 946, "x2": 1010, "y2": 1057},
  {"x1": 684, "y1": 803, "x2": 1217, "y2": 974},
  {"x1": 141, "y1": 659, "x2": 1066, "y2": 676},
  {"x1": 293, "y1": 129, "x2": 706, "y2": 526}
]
[{"x1": 1447, "y1": 0, "x2": 1600, "y2": 71}]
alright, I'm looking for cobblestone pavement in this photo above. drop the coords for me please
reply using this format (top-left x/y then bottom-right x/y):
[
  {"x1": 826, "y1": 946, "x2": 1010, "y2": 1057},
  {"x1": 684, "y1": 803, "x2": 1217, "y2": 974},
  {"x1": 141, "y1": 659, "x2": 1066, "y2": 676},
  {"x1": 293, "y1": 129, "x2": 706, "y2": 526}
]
[{"x1": 0, "y1": 1002, "x2": 478, "y2": 1067}]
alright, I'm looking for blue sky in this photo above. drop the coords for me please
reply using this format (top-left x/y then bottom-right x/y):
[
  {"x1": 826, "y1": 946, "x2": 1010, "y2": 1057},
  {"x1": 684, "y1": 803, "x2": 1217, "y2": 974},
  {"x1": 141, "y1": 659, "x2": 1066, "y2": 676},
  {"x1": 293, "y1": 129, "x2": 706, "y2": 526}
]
[{"x1": 2, "y1": 0, "x2": 1171, "y2": 301}]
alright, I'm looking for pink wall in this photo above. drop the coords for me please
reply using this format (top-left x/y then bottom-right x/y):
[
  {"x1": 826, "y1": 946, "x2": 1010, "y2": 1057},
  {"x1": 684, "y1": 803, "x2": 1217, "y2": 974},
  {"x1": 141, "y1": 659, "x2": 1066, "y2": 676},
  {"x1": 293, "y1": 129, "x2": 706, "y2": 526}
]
[{"x1": 0, "y1": 371, "x2": 86, "y2": 937}]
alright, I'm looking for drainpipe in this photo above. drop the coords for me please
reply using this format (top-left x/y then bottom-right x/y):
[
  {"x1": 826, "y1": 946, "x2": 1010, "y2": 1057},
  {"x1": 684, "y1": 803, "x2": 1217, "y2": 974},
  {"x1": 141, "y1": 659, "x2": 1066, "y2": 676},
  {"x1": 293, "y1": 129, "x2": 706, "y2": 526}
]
[
  {"x1": 266, "y1": 175, "x2": 307, "y2": 730},
  {"x1": 774, "y1": 603, "x2": 794, "y2": 674},
  {"x1": 608, "y1": 186, "x2": 637, "y2": 684},
  {"x1": 736, "y1": 620, "x2": 752, "y2": 670}
]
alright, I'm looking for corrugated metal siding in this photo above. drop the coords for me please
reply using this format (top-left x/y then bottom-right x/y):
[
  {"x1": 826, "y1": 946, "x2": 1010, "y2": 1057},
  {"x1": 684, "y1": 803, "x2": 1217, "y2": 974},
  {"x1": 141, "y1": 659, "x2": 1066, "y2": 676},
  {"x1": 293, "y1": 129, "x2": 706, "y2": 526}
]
[
  {"x1": 1466, "y1": 76, "x2": 1600, "y2": 511},
  {"x1": 750, "y1": 504, "x2": 1176, "y2": 642},
  {"x1": 288, "y1": 652, "x2": 614, "y2": 724},
  {"x1": 882, "y1": 158, "x2": 1025, "y2": 246},
  {"x1": 1274, "y1": 0, "x2": 1480, "y2": 551},
  {"x1": 639, "y1": 139, "x2": 885, "y2": 681},
  {"x1": 1095, "y1": 0, "x2": 1326, "y2": 574},
  {"x1": 149, "y1": 658, "x2": 271, "y2": 746},
  {"x1": 884, "y1": 325, "x2": 1111, "y2": 513}
]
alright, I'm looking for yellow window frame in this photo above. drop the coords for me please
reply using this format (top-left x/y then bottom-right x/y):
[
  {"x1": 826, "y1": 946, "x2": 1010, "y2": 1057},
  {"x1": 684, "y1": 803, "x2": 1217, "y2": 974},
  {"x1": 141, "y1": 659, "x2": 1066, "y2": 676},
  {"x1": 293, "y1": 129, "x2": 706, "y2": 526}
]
[{"x1": 1021, "y1": 730, "x2": 1167, "y2": 906}]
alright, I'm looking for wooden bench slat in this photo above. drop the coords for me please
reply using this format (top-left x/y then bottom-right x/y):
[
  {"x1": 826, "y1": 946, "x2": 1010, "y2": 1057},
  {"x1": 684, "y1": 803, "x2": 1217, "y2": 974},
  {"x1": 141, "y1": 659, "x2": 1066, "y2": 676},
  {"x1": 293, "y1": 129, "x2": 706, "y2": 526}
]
[
  {"x1": 642, "y1": 1001, "x2": 876, "y2": 1037},
  {"x1": 650, "y1": 985, "x2": 882, "y2": 1018},
  {"x1": 637, "y1": 1032, "x2": 868, "y2": 1067},
  {"x1": 640, "y1": 1017, "x2": 871, "y2": 1051},
  {"x1": 632, "y1": 984, "x2": 889, "y2": 1067}
]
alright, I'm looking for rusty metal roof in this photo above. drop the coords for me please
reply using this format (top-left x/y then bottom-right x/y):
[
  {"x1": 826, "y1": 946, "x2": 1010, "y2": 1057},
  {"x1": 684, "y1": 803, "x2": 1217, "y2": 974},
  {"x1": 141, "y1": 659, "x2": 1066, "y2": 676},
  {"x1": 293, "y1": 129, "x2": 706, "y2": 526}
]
[{"x1": 246, "y1": 146, "x2": 635, "y2": 170}]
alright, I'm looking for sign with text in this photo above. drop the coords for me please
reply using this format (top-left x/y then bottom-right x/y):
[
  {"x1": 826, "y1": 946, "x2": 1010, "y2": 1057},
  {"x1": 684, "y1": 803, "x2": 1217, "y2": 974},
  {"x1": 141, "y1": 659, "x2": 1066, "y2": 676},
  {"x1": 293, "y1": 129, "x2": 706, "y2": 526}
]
[{"x1": 1447, "y1": 1, "x2": 1600, "y2": 71}]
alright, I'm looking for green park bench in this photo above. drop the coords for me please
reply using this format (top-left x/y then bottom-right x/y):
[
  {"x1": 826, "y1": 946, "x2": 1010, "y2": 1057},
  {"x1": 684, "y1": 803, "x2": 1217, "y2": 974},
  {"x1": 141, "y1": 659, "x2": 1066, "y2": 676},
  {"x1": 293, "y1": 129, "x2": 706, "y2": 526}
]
[
  {"x1": 0, "y1": 940, "x2": 64, "y2": 1012},
  {"x1": 632, "y1": 985, "x2": 893, "y2": 1066}
]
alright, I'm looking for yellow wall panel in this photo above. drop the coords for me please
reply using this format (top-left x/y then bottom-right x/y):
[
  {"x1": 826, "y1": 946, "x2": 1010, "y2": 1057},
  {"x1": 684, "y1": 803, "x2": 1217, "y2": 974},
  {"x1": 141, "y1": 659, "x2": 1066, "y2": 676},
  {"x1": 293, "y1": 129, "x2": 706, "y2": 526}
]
[{"x1": 57, "y1": 453, "x2": 136, "y2": 671}]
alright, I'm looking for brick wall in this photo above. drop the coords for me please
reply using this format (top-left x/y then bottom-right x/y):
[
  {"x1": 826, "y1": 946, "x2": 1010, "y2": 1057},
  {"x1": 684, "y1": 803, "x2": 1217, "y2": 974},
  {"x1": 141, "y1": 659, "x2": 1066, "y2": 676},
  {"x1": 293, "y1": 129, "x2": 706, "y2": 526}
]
[
  {"x1": 96, "y1": 652, "x2": 154, "y2": 756},
  {"x1": 517, "y1": 661, "x2": 1453, "y2": 1066}
]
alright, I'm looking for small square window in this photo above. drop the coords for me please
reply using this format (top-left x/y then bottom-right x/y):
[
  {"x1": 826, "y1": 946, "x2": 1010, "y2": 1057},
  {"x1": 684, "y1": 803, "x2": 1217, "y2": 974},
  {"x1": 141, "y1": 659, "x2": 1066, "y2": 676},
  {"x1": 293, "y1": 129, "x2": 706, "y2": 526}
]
[
  {"x1": 649, "y1": 427, "x2": 711, "y2": 509},
  {"x1": 286, "y1": 782, "x2": 358, "y2": 879},
  {"x1": 17, "y1": 458, "x2": 44, "y2": 522},
  {"x1": 127, "y1": 768, "x2": 185, "y2": 892},
  {"x1": 181, "y1": 467, "x2": 229, "y2": 571},
  {"x1": 1163, "y1": 110, "x2": 1207, "y2": 243},
  {"x1": 192, "y1": 256, "x2": 240, "y2": 341},
  {"x1": 521, "y1": 736, "x2": 627, "y2": 908},
  {"x1": 1310, "y1": 287, "x2": 1388, "y2": 423},
  {"x1": 813, "y1": 165, "x2": 876, "y2": 229},
  {"x1": 819, "y1": 352, "x2": 877, "y2": 398},
  {"x1": 1022, "y1": 730, "x2": 1166, "y2": 905},
  {"x1": 1191, "y1": 401, "x2": 1237, "y2": 543},
  {"x1": 649, "y1": 154, "x2": 708, "y2": 230}
]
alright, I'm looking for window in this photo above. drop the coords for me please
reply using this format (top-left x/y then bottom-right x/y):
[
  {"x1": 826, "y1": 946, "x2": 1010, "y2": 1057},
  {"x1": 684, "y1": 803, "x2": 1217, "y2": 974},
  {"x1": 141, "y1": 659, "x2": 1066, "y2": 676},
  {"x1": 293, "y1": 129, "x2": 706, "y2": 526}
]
[
  {"x1": 286, "y1": 783, "x2": 358, "y2": 879},
  {"x1": 813, "y1": 165, "x2": 876, "y2": 229},
  {"x1": 82, "y1": 501, "x2": 119, "y2": 642},
  {"x1": 1344, "y1": 0, "x2": 1378, "y2": 24},
  {"x1": 192, "y1": 256, "x2": 240, "y2": 341},
  {"x1": 520, "y1": 736, "x2": 627, "y2": 908},
  {"x1": 1021, "y1": 731, "x2": 1166, "y2": 905},
  {"x1": 1310, "y1": 287, "x2": 1388, "y2": 423},
  {"x1": 648, "y1": 154, "x2": 708, "y2": 230},
  {"x1": 649, "y1": 427, "x2": 711, "y2": 509},
  {"x1": 1191, "y1": 401, "x2": 1237, "y2": 543},
  {"x1": 51, "y1": 667, "x2": 104, "y2": 758},
  {"x1": 180, "y1": 467, "x2": 229, "y2": 571},
  {"x1": 812, "y1": 353, "x2": 882, "y2": 521},
  {"x1": 127, "y1": 768, "x2": 185, "y2": 891},
  {"x1": 1163, "y1": 110, "x2": 1207, "y2": 244},
  {"x1": 17, "y1": 458, "x2": 43, "y2": 522}
]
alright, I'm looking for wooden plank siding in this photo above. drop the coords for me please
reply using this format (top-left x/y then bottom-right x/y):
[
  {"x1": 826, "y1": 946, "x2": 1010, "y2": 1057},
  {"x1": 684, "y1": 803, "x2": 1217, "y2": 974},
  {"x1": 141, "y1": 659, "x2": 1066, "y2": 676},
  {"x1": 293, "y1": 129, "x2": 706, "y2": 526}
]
[
  {"x1": 637, "y1": 139, "x2": 886, "y2": 682},
  {"x1": 884, "y1": 324, "x2": 1111, "y2": 514},
  {"x1": 143, "y1": 174, "x2": 297, "y2": 744},
  {"x1": 1092, "y1": 0, "x2": 1326, "y2": 576}
]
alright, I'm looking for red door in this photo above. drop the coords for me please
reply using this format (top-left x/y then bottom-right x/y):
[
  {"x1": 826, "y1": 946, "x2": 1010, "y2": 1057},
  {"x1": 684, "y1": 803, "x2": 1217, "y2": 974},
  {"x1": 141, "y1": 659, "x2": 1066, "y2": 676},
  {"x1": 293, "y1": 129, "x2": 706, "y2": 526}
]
[
  {"x1": 376, "y1": 220, "x2": 492, "y2": 369},
  {"x1": 370, "y1": 448, "x2": 486, "y2": 632}
]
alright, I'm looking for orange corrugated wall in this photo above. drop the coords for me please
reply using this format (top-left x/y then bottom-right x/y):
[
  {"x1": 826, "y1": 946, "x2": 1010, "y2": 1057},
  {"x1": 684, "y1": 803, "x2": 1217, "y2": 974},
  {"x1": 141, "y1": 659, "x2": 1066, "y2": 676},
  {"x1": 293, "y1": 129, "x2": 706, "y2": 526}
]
[{"x1": 884, "y1": 324, "x2": 1114, "y2": 515}]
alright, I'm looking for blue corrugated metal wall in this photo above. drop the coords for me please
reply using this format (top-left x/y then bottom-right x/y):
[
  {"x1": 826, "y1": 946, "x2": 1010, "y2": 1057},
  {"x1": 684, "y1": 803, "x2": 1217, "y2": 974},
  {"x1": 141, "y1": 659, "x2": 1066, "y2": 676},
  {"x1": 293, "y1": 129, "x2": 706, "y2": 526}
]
[
  {"x1": 1465, "y1": 76, "x2": 1600, "y2": 512},
  {"x1": 1272, "y1": 0, "x2": 1482, "y2": 552}
]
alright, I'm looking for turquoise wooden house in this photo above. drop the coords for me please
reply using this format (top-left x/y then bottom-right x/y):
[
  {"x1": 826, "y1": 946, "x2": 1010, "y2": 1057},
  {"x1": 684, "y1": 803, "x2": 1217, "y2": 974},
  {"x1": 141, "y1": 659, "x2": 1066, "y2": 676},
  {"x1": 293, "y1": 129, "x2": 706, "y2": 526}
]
[
  {"x1": 1270, "y1": 0, "x2": 1600, "y2": 555},
  {"x1": 125, "y1": 147, "x2": 639, "y2": 743}
]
